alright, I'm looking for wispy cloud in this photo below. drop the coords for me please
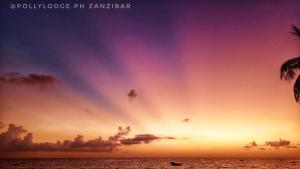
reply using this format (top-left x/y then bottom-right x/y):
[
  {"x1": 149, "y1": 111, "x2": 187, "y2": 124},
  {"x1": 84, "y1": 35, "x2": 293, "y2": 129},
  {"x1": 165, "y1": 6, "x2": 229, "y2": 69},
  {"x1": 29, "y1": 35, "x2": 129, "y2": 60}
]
[
  {"x1": 0, "y1": 72, "x2": 58, "y2": 87},
  {"x1": 120, "y1": 134, "x2": 175, "y2": 145}
]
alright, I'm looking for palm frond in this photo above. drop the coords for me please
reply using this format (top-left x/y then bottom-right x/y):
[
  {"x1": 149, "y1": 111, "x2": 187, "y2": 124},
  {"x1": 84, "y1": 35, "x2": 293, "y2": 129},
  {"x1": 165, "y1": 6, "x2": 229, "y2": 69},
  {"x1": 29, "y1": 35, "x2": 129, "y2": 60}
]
[
  {"x1": 280, "y1": 56, "x2": 300, "y2": 81},
  {"x1": 294, "y1": 75, "x2": 300, "y2": 102},
  {"x1": 291, "y1": 25, "x2": 300, "y2": 39}
]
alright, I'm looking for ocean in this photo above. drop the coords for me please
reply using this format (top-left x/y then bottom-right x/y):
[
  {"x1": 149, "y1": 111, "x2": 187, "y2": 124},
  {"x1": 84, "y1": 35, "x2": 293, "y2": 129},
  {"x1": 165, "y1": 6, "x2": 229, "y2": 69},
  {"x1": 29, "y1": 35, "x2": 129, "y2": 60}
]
[{"x1": 0, "y1": 158, "x2": 299, "y2": 169}]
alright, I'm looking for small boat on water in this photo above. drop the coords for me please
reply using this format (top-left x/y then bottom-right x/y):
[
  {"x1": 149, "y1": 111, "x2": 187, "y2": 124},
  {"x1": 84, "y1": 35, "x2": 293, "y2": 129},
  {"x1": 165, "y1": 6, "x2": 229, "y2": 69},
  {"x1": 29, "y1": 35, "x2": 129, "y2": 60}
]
[{"x1": 170, "y1": 162, "x2": 182, "y2": 166}]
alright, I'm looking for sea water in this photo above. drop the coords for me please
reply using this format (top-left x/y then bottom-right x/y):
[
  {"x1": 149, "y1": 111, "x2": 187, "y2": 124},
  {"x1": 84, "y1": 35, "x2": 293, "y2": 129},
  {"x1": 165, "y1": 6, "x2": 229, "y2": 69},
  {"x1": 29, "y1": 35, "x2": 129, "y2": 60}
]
[{"x1": 0, "y1": 158, "x2": 299, "y2": 169}]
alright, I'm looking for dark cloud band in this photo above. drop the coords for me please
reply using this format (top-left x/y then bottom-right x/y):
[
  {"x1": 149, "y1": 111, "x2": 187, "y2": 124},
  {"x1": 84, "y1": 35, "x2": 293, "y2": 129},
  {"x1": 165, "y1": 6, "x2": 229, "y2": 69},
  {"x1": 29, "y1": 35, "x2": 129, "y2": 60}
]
[
  {"x1": 243, "y1": 139, "x2": 299, "y2": 150},
  {"x1": 0, "y1": 123, "x2": 175, "y2": 152},
  {"x1": 0, "y1": 72, "x2": 58, "y2": 87}
]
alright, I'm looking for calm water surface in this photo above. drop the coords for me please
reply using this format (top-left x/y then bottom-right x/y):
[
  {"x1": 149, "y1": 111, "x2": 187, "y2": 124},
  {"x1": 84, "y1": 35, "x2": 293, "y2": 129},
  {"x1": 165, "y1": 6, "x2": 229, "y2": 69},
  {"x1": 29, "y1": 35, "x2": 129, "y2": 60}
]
[{"x1": 0, "y1": 158, "x2": 299, "y2": 169}]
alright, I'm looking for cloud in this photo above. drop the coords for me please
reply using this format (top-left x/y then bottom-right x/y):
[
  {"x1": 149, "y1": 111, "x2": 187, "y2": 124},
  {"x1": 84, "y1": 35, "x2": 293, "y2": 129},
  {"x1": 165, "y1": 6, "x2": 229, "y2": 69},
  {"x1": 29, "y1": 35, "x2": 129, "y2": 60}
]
[
  {"x1": 0, "y1": 72, "x2": 58, "y2": 87},
  {"x1": 243, "y1": 139, "x2": 299, "y2": 150},
  {"x1": 120, "y1": 134, "x2": 175, "y2": 145},
  {"x1": 109, "y1": 126, "x2": 131, "y2": 142},
  {"x1": 182, "y1": 118, "x2": 190, "y2": 123},
  {"x1": 243, "y1": 141, "x2": 257, "y2": 149},
  {"x1": 120, "y1": 134, "x2": 160, "y2": 145},
  {"x1": 0, "y1": 124, "x2": 128, "y2": 152},
  {"x1": 0, "y1": 124, "x2": 174, "y2": 152},
  {"x1": 127, "y1": 89, "x2": 137, "y2": 100},
  {"x1": 0, "y1": 124, "x2": 30, "y2": 151},
  {"x1": 265, "y1": 139, "x2": 291, "y2": 148}
]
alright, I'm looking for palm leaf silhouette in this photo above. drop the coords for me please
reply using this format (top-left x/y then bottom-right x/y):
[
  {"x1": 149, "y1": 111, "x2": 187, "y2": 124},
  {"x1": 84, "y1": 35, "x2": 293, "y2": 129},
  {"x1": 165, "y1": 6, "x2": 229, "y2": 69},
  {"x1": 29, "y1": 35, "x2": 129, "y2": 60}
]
[
  {"x1": 291, "y1": 25, "x2": 300, "y2": 39},
  {"x1": 280, "y1": 25, "x2": 300, "y2": 102}
]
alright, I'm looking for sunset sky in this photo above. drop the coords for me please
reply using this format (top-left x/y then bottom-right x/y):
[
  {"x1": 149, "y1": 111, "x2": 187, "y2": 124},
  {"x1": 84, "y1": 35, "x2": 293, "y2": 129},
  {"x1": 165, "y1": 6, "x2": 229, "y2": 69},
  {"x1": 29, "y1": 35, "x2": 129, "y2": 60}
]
[{"x1": 0, "y1": 0, "x2": 300, "y2": 158}]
